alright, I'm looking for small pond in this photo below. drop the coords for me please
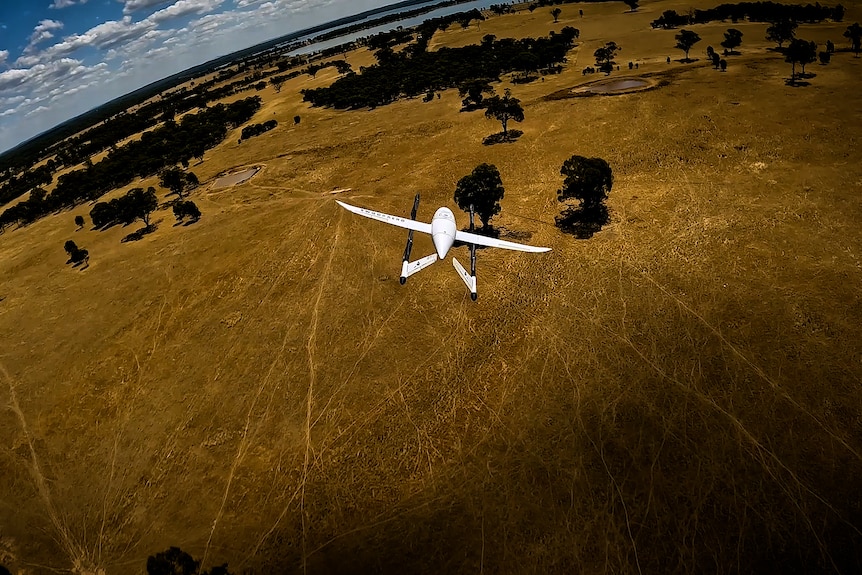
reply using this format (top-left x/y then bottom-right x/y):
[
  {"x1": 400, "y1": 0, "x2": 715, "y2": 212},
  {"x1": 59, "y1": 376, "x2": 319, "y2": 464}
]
[{"x1": 212, "y1": 167, "x2": 260, "y2": 189}]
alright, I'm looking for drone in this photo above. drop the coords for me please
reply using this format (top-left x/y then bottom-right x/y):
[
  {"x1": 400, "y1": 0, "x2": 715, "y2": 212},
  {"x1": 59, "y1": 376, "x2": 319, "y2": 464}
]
[{"x1": 336, "y1": 194, "x2": 551, "y2": 300}]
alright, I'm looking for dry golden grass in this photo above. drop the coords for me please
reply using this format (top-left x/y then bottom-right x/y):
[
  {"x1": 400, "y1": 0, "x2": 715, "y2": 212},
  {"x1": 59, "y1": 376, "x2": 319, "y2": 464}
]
[{"x1": 1, "y1": 2, "x2": 862, "y2": 573}]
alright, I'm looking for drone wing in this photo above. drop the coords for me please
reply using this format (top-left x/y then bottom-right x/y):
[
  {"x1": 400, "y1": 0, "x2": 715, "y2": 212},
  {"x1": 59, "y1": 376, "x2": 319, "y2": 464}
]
[
  {"x1": 336, "y1": 200, "x2": 432, "y2": 234},
  {"x1": 455, "y1": 229, "x2": 551, "y2": 253}
]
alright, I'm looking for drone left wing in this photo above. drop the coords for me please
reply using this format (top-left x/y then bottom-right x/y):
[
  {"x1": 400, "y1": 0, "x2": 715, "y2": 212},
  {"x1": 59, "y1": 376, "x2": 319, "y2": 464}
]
[
  {"x1": 336, "y1": 200, "x2": 432, "y2": 235},
  {"x1": 455, "y1": 229, "x2": 551, "y2": 253}
]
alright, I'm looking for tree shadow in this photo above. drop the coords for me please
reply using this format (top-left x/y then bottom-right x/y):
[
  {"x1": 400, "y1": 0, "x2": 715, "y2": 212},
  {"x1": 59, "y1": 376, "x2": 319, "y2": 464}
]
[
  {"x1": 511, "y1": 75, "x2": 538, "y2": 84},
  {"x1": 121, "y1": 224, "x2": 157, "y2": 243},
  {"x1": 555, "y1": 204, "x2": 609, "y2": 239},
  {"x1": 459, "y1": 103, "x2": 487, "y2": 113},
  {"x1": 482, "y1": 129, "x2": 523, "y2": 146},
  {"x1": 785, "y1": 77, "x2": 811, "y2": 87},
  {"x1": 454, "y1": 224, "x2": 498, "y2": 249}
]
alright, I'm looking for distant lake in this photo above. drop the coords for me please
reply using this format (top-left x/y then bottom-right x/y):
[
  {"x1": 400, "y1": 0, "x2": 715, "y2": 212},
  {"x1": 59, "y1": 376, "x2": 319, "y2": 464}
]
[{"x1": 287, "y1": 0, "x2": 502, "y2": 56}]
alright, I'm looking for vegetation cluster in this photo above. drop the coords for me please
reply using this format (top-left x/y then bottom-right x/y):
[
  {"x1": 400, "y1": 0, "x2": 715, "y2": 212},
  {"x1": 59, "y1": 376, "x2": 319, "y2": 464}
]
[
  {"x1": 240, "y1": 120, "x2": 278, "y2": 141},
  {"x1": 651, "y1": 1, "x2": 845, "y2": 29},
  {"x1": 0, "y1": 97, "x2": 260, "y2": 231},
  {"x1": 89, "y1": 186, "x2": 158, "y2": 229},
  {"x1": 302, "y1": 27, "x2": 579, "y2": 109}
]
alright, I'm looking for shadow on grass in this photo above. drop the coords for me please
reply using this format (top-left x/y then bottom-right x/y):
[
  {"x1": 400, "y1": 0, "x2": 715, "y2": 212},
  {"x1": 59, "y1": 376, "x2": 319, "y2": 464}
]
[
  {"x1": 173, "y1": 217, "x2": 201, "y2": 227},
  {"x1": 482, "y1": 129, "x2": 523, "y2": 146},
  {"x1": 785, "y1": 77, "x2": 812, "y2": 87},
  {"x1": 121, "y1": 223, "x2": 157, "y2": 243},
  {"x1": 555, "y1": 204, "x2": 609, "y2": 239}
]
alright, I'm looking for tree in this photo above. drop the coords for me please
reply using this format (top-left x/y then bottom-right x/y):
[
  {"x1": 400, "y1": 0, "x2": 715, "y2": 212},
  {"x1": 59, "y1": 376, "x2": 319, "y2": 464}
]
[
  {"x1": 454, "y1": 163, "x2": 505, "y2": 230},
  {"x1": 484, "y1": 89, "x2": 524, "y2": 139},
  {"x1": 173, "y1": 200, "x2": 201, "y2": 223},
  {"x1": 845, "y1": 22, "x2": 862, "y2": 56},
  {"x1": 269, "y1": 77, "x2": 285, "y2": 93},
  {"x1": 551, "y1": 8, "x2": 561, "y2": 23},
  {"x1": 720, "y1": 58, "x2": 728, "y2": 71},
  {"x1": 721, "y1": 28, "x2": 743, "y2": 54},
  {"x1": 785, "y1": 38, "x2": 817, "y2": 81},
  {"x1": 558, "y1": 156, "x2": 612, "y2": 212},
  {"x1": 124, "y1": 186, "x2": 159, "y2": 228},
  {"x1": 675, "y1": 29, "x2": 701, "y2": 61},
  {"x1": 159, "y1": 168, "x2": 199, "y2": 199},
  {"x1": 75, "y1": 215, "x2": 85, "y2": 229},
  {"x1": 624, "y1": 0, "x2": 639, "y2": 12},
  {"x1": 819, "y1": 50, "x2": 831, "y2": 64},
  {"x1": 458, "y1": 78, "x2": 494, "y2": 109},
  {"x1": 766, "y1": 19, "x2": 797, "y2": 49},
  {"x1": 594, "y1": 41, "x2": 620, "y2": 73},
  {"x1": 70, "y1": 248, "x2": 89, "y2": 265},
  {"x1": 147, "y1": 547, "x2": 199, "y2": 575},
  {"x1": 64, "y1": 240, "x2": 78, "y2": 255}
]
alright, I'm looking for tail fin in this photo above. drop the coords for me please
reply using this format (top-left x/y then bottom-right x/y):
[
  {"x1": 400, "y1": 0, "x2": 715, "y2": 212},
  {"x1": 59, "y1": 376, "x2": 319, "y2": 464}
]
[
  {"x1": 453, "y1": 258, "x2": 477, "y2": 301},
  {"x1": 400, "y1": 253, "x2": 438, "y2": 283}
]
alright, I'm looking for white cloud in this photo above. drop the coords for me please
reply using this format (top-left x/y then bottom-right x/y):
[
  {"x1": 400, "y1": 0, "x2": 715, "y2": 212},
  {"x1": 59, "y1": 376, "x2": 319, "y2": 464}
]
[
  {"x1": 27, "y1": 19, "x2": 65, "y2": 52},
  {"x1": 148, "y1": 0, "x2": 226, "y2": 24},
  {"x1": 120, "y1": 0, "x2": 172, "y2": 14},
  {"x1": 49, "y1": 0, "x2": 88, "y2": 8},
  {"x1": 0, "y1": 50, "x2": 9, "y2": 65}
]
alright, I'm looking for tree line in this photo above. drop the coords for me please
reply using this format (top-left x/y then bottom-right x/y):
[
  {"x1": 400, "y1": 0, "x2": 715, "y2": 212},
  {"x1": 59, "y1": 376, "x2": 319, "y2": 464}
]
[
  {"x1": 240, "y1": 120, "x2": 278, "y2": 141},
  {"x1": 651, "y1": 1, "x2": 844, "y2": 29},
  {"x1": 0, "y1": 97, "x2": 260, "y2": 232},
  {"x1": 302, "y1": 27, "x2": 579, "y2": 109}
]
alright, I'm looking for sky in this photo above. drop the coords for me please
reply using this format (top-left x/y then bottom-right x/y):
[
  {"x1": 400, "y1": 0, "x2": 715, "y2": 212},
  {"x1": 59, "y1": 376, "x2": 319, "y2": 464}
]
[{"x1": 0, "y1": 0, "x2": 402, "y2": 154}]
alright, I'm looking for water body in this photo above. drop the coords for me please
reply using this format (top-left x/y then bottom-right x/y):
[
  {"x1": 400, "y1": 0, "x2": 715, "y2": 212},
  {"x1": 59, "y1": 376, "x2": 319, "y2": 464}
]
[
  {"x1": 584, "y1": 79, "x2": 649, "y2": 93},
  {"x1": 287, "y1": 0, "x2": 500, "y2": 56},
  {"x1": 212, "y1": 167, "x2": 260, "y2": 189}
]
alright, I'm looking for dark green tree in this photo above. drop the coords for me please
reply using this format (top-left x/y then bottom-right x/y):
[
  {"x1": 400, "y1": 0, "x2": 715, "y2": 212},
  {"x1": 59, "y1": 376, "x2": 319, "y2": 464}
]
[
  {"x1": 558, "y1": 156, "x2": 612, "y2": 212},
  {"x1": 845, "y1": 22, "x2": 862, "y2": 56},
  {"x1": 173, "y1": 200, "x2": 201, "y2": 223},
  {"x1": 454, "y1": 163, "x2": 505, "y2": 230},
  {"x1": 64, "y1": 240, "x2": 78, "y2": 255},
  {"x1": 786, "y1": 38, "x2": 817, "y2": 80},
  {"x1": 721, "y1": 28, "x2": 743, "y2": 54},
  {"x1": 125, "y1": 187, "x2": 159, "y2": 228},
  {"x1": 75, "y1": 215, "x2": 85, "y2": 228},
  {"x1": 484, "y1": 89, "x2": 524, "y2": 139},
  {"x1": 766, "y1": 19, "x2": 797, "y2": 49},
  {"x1": 159, "y1": 168, "x2": 199, "y2": 199},
  {"x1": 594, "y1": 41, "x2": 620, "y2": 73},
  {"x1": 675, "y1": 29, "x2": 701, "y2": 61},
  {"x1": 458, "y1": 79, "x2": 494, "y2": 109},
  {"x1": 551, "y1": 8, "x2": 561, "y2": 23},
  {"x1": 70, "y1": 248, "x2": 89, "y2": 265},
  {"x1": 624, "y1": 0, "x2": 639, "y2": 12},
  {"x1": 146, "y1": 547, "x2": 199, "y2": 575},
  {"x1": 819, "y1": 50, "x2": 831, "y2": 64},
  {"x1": 269, "y1": 77, "x2": 285, "y2": 93}
]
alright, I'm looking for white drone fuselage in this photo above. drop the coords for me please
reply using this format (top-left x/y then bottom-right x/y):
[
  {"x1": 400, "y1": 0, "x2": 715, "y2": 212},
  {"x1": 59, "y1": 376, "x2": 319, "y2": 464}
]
[{"x1": 430, "y1": 207, "x2": 457, "y2": 260}]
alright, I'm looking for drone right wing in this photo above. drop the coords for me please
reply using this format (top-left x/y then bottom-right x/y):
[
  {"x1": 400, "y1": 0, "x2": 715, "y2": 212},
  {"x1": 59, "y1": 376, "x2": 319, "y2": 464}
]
[{"x1": 454, "y1": 229, "x2": 551, "y2": 253}]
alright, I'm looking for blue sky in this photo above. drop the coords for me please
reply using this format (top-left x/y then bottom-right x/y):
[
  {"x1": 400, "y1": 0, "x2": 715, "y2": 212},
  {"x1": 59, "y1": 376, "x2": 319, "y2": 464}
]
[{"x1": 0, "y1": 0, "x2": 399, "y2": 153}]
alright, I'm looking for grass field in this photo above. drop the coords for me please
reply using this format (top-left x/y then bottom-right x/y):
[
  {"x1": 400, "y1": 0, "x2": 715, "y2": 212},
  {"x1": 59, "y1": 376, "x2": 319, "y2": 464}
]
[{"x1": 2, "y1": 1, "x2": 862, "y2": 573}]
